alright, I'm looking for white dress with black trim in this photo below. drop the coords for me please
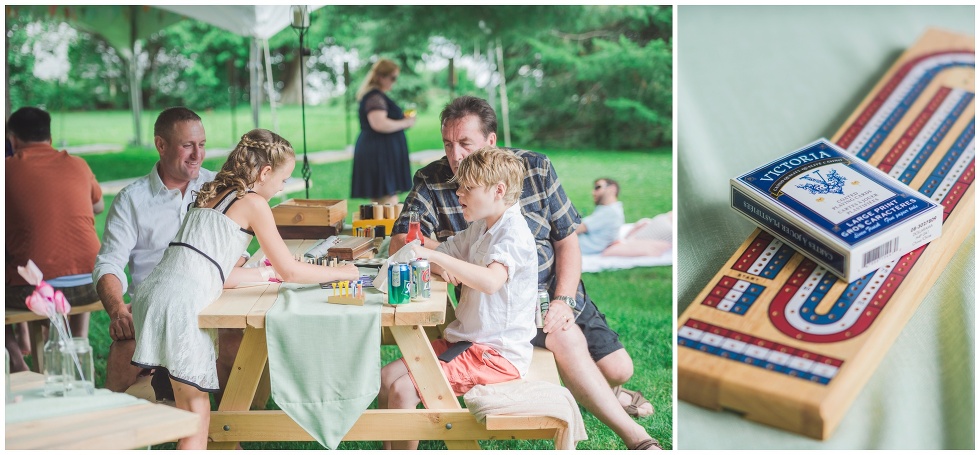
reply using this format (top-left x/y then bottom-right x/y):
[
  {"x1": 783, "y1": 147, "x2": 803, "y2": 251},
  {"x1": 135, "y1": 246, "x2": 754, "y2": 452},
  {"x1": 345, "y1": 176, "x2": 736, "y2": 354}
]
[{"x1": 131, "y1": 190, "x2": 254, "y2": 392}]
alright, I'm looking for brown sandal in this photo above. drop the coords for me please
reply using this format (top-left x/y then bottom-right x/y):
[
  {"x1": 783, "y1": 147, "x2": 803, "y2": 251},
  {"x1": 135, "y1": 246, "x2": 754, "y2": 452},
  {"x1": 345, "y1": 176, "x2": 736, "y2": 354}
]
[
  {"x1": 613, "y1": 386, "x2": 654, "y2": 418},
  {"x1": 629, "y1": 438, "x2": 662, "y2": 450}
]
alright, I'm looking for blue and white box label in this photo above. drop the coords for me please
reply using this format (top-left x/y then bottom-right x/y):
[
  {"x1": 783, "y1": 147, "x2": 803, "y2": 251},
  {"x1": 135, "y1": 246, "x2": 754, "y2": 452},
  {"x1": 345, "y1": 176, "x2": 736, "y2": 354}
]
[{"x1": 731, "y1": 138, "x2": 942, "y2": 282}]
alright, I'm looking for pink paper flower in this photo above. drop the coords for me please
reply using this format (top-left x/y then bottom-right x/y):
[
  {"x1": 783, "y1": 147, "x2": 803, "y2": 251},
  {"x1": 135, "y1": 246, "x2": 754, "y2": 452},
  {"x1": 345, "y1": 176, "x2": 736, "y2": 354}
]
[
  {"x1": 25, "y1": 290, "x2": 52, "y2": 318},
  {"x1": 53, "y1": 289, "x2": 71, "y2": 314},
  {"x1": 35, "y1": 281, "x2": 54, "y2": 300},
  {"x1": 17, "y1": 260, "x2": 44, "y2": 286},
  {"x1": 17, "y1": 260, "x2": 71, "y2": 316}
]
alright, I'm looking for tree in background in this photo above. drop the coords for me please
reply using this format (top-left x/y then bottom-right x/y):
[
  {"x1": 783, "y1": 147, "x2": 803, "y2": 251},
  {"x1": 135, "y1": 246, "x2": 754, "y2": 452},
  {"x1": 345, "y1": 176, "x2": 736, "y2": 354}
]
[
  {"x1": 332, "y1": 5, "x2": 672, "y2": 149},
  {"x1": 144, "y1": 21, "x2": 248, "y2": 110},
  {"x1": 6, "y1": 14, "x2": 131, "y2": 111},
  {"x1": 6, "y1": 5, "x2": 671, "y2": 150},
  {"x1": 517, "y1": 6, "x2": 672, "y2": 149}
]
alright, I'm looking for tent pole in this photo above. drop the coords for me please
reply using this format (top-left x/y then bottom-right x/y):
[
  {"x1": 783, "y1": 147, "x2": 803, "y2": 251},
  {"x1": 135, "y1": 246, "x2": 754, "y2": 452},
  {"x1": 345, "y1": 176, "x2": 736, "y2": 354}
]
[
  {"x1": 344, "y1": 61, "x2": 351, "y2": 148},
  {"x1": 228, "y1": 58, "x2": 238, "y2": 144},
  {"x1": 299, "y1": 28, "x2": 310, "y2": 198},
  {"x1": 495, "y1": 39, "x2": 511, "y2": 148},
  {"x1": 129, "y1": 6, "x2": 143, "y2": 146},
  {"x1": 263, "y1": 38, "x2": 278, "y2": 133},
  {"x1": 250, "y1": 37, "x2": 260, "y2": 128},
  {"x1": 448, "y1": 57, "x2": 455, "y2": 100}
]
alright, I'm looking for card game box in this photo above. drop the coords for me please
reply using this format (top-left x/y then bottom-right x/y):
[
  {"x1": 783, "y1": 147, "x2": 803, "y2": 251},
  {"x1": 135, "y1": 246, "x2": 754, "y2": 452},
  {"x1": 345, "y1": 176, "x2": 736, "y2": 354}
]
[{"x1": 730, "y1": 138, "x2": 942, "y2": 282}]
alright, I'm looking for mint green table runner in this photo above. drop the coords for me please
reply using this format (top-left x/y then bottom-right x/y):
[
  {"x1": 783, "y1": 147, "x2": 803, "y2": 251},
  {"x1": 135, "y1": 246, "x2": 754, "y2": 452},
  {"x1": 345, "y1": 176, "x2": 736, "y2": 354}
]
[
  {"x1": 6, "y1": 387, "x2": 146, "y2": 425},
  {"x1": 265, "y1": 282, "x2": 383, "y2": 449}
]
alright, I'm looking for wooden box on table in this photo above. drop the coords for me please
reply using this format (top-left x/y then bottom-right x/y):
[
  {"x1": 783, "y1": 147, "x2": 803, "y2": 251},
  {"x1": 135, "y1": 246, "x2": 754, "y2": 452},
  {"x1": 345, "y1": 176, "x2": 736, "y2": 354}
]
[
  {"x1": 272, "y1": 199, "x2": 346, "y2": 239},
  {"x1": 327, "y1": 237, "x2": 374, "y2": 261}
]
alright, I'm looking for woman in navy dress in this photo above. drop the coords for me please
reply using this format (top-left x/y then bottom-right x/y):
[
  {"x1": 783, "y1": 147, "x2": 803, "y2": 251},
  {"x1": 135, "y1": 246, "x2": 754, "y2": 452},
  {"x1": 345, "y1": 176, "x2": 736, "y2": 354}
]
[{"x1": 350, "y1": 58, "x2": 416, "y2": 204}]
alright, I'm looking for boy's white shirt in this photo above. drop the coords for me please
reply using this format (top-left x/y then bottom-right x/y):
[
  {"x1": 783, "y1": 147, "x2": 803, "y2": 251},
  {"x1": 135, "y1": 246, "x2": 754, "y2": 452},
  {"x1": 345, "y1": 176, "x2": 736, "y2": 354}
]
[{"x1": 436, "y1": 202, "x2": 538, "y2": 376}]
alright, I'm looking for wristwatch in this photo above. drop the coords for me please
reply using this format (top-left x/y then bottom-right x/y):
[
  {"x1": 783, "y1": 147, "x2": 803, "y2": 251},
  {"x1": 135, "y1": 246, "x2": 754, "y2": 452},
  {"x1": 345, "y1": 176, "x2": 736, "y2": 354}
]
[{"x1": 554, "y1": 295, "x2": 577, "y2": 310}]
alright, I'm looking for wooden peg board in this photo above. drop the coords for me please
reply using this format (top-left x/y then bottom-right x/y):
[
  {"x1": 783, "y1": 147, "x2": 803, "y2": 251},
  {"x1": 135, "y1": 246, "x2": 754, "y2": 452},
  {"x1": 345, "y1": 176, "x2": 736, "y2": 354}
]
[{"x1": 677, "y1": 29, "x2": 975, "y2": 440}]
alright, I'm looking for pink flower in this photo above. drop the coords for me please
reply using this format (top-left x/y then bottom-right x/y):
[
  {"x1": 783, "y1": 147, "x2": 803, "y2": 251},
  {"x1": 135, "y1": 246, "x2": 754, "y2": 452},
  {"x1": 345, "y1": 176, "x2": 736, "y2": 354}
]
[
  {"x1": 17, "y1": 260, "x2": 44, "y2": 286},
  {"x1": 25, "y1": 290, "x2": 52, "y2": 318},
  {"x1": 35, "y1": 281, "x2": 55, "y2": 300},
  {"x1": 53, "y1": 290, "x2": 71, "y2": 314},
  {"x1": 17, "y1": 260, "x2": 71, "y2": 316}
]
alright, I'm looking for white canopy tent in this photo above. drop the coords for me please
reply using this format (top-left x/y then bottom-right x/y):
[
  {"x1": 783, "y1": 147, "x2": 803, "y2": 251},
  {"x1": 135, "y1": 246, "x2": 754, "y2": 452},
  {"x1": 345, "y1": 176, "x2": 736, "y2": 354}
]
[{"x1": 158, "y1": 6, "x2": 323, "y2": 135}]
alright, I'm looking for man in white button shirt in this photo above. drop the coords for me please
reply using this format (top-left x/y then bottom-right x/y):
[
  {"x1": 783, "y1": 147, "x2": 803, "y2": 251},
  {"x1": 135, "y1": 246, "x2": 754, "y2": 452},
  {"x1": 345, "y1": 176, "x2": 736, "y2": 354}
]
[{"x1": 93, "y1": 107, "x2": 223, "y2": 394}]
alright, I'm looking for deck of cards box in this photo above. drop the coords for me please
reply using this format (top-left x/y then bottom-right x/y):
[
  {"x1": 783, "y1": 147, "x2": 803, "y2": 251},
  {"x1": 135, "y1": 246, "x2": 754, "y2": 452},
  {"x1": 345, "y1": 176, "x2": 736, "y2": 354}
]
[{"x1": 730, "y1": 138, "x2": 942, "y2": 282}]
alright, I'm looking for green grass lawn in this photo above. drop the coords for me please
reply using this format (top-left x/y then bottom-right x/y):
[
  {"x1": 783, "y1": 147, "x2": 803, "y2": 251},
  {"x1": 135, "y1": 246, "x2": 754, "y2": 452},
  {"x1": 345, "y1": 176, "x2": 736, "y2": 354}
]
[
  {"x1": 49, "y1": 103, "x2": 445, "y2": 153},
  {"x1": 58, "y1": 116, "x2": 672, "y2": 450}
]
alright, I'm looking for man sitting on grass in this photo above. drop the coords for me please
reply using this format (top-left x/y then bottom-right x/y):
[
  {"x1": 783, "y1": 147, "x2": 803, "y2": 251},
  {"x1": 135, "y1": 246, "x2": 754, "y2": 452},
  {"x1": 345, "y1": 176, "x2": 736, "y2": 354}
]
[
  {"x1": 577, "y1": 177, "x2": 625, "y2": 255},
  {"x1": 379, "y1": 146, "x2": 538, "y2": 450}
]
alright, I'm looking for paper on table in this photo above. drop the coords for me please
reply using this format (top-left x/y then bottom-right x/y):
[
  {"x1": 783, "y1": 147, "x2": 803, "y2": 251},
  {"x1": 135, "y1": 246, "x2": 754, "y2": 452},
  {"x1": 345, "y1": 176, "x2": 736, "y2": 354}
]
[{"x1": 373, "y1": 240, "x2": 421, "y2": 293}]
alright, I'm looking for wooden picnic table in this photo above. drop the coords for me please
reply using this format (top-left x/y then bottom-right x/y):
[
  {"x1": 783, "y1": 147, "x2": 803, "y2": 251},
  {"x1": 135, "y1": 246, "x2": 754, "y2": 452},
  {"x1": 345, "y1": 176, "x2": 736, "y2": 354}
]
[
  {"x1": 5, "y1": 371, "x2": 200, "y2": 449},
  {"x1": 201, "y1": 239, "x2": 567, "y2": 449}
]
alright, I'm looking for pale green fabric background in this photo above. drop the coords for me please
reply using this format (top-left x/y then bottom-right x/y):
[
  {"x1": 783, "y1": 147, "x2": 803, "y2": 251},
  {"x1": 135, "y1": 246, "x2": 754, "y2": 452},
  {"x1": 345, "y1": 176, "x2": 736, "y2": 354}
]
[{"x1": 677, "y1": 5, "x2": 974, "y2": 449}]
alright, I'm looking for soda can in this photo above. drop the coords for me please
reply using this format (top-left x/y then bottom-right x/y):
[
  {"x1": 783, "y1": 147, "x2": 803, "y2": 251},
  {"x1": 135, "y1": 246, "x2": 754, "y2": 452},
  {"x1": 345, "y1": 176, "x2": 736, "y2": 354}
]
[
  {"x1": 410, "y1": 259, "x2": 431, "y2": 301},
  {"x1": 536, "y1": 289, "x2": 550, "y2": 328},
  {"x1": 388, "y1": 262, "x2": 412, "y2": 305}
]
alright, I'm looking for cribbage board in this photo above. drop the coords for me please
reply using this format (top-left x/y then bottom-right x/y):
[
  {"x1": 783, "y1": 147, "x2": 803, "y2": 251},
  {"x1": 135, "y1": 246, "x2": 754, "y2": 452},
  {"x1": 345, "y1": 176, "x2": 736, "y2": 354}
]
[{"x1": 677, "y1": 29, "x2": 975, "y2": 439}]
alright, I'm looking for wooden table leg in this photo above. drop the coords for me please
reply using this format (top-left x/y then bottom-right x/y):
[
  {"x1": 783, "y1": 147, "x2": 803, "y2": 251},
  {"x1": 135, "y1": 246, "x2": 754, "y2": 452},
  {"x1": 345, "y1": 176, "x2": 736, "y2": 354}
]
[
  {"x1": 389, "y1": 324, "x2": 481, "y2": 450},
  {"x1": 27, "y1": 320, "x2": 45, "y2": 373},
  {"x1": 208, "y1": 327, "x2": 268, "y2": 450}
]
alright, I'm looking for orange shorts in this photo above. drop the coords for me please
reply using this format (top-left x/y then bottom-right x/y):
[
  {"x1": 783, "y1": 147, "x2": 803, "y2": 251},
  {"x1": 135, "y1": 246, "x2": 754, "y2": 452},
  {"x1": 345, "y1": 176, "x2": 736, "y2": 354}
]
[{"x1": 403, "y1": 338, "x2": 521, "y2": 396}]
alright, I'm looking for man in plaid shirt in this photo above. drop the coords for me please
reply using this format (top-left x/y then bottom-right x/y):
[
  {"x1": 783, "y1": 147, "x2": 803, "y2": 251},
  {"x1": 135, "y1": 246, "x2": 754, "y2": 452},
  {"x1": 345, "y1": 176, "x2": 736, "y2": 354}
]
[{"x1": 391, "y1": 96, "x2": 659, "y2": 450}]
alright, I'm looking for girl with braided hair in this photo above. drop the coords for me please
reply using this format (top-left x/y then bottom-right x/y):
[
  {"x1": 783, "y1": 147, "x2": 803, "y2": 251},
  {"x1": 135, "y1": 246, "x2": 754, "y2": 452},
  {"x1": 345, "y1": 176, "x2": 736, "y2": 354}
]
[{"x1": 131, "y1": 129, "x2": 358, "y2": 449}]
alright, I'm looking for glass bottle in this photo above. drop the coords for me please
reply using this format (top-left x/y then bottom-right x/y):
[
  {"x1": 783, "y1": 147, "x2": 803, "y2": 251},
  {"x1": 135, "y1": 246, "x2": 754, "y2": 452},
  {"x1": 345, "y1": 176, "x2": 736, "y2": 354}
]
[
  {"x1": 405, "y1": 210, "x2": 424, "y2": 246},
  {"x1": 42, "y1": 321, "x2": 67, "y2": 397}
]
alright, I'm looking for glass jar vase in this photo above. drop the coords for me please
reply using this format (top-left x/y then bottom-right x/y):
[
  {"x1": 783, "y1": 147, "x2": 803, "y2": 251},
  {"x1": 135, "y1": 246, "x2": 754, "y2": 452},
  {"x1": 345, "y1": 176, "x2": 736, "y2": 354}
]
[
  {"x1": 62, "y1": 337, "x2": 95, "y2": 397},
  {"x1": 42, "y1": 322, "x2": 67, "y2": 397}
]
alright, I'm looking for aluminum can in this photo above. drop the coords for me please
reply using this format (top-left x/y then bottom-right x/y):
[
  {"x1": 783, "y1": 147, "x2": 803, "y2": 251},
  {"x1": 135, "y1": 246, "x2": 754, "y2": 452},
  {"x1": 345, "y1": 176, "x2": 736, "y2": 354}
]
[
  {"x1": 536, "y1": 289, "x2": 550, "y2": 328},
  {"x1": 388, "y1": 262, "x2": 412, "y2": 304},
  {"x1": 410, "y1": 259, "x2": 431, "y2": 301}
]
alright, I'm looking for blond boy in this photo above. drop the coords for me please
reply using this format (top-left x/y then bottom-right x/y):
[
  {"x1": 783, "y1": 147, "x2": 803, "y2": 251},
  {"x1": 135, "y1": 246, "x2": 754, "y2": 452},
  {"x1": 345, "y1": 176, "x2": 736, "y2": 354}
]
[{"x1": 378, "y1": 146, "x2": 537, "y2": 450}]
